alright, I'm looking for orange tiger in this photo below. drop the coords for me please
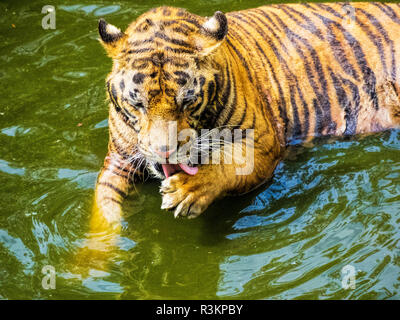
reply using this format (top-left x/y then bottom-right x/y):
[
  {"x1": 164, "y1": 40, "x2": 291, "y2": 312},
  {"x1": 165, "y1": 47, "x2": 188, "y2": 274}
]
[{"x1": 93, "y1": 2, "x2": 400, "y2": 227}]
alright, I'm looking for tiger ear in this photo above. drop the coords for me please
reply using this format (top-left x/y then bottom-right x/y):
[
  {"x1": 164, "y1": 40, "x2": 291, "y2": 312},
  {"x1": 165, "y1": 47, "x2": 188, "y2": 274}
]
[
  {"x1": 197, "y1": 11, "x2": 228, "y2": 56},
  {"x1": 98, "y1": 19, "x2": 126, "y2": 57}
]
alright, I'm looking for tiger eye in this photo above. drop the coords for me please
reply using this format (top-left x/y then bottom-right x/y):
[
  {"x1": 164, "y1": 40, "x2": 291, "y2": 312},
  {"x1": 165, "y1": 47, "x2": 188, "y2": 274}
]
[
  {"x1": 133, "y1": 73, "x2": 145, "y2": 84},
  {"x1": 177, "y1": 78, "x2": 187, "y2": 86}
]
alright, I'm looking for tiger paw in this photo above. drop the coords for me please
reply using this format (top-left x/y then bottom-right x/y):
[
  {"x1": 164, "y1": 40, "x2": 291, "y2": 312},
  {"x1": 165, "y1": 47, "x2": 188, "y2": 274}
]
[{"x1": 160, "y1": 171, "x2": 224, "y2": 219}]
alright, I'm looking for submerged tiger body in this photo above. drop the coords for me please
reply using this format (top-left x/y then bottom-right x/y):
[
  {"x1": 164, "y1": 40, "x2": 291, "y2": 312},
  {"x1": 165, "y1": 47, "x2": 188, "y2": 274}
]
[{"x1": 93, "y1": 2, "x2": 400, "y2": 225}]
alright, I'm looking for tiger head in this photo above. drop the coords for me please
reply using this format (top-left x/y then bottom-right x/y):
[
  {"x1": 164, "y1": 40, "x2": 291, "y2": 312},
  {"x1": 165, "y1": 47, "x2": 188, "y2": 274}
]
[{"x1": 99, "y1": 7, "x2": 228, "y2": 178}]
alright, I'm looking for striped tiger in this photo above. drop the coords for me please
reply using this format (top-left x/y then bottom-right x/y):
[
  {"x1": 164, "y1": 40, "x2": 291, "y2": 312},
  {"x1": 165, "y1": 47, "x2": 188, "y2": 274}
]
[{"x1": 94, "y1": 2, "x2": 400, "y2": 224}]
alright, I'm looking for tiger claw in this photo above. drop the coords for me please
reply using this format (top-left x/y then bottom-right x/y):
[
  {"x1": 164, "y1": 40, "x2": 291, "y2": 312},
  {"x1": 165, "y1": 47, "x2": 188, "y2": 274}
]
[{"x1": 160, "y1": 173, "x2": 214, "y2": 219}]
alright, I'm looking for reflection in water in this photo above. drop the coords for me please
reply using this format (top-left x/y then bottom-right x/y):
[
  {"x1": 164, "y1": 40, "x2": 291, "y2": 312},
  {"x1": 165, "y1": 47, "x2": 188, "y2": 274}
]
[
  {"x1": 0, "y1": 0, "x2": 400, "y2": 299},
  {"x1": 73, "y1": 211, "x2": 121, "y2": 276}
]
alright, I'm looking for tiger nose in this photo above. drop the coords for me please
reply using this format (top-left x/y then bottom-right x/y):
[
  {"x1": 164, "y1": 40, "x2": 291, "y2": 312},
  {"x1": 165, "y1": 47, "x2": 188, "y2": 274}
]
[{"x1": 152, "y1": 145, "x2": 176, "y2": 158}]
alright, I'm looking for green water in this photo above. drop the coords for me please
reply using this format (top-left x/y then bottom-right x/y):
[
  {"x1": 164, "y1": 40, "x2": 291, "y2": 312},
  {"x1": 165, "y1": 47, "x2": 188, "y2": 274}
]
[{"x1": 1, "y1": 0, "x2": 400, "y2": 300}]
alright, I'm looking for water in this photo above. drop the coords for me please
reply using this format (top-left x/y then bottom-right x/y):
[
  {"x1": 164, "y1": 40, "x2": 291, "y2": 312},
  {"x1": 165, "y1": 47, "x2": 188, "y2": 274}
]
[{"x1": 0, "y1": 0, "x2": 399, "y2": 300}]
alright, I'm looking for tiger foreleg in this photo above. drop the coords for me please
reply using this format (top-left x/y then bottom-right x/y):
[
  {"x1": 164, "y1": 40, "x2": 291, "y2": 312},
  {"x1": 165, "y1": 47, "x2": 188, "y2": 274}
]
[
  {"x1": 92, "y1": 153, "x2": 135, "y2": 229},
  {"x1": 73, "y1": 153, "x2": 136, "y2": 273}
]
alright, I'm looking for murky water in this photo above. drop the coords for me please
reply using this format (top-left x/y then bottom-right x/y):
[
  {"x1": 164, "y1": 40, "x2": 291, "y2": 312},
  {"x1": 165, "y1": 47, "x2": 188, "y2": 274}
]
[{"x1": 1, "y1": 0, "x2": 400, "y2": 300}]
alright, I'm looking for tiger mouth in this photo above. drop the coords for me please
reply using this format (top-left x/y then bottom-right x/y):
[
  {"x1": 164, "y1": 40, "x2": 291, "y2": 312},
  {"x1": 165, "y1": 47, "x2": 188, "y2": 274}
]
[{"x1": 154, "y1": 162, "x2": 198, "y2": 178}]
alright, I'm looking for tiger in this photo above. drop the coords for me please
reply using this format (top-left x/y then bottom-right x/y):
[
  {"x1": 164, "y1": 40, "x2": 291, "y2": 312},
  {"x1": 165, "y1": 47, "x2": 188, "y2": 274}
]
[{"x1": 93, "y1": 2, "x2": 400, "y2": 226}]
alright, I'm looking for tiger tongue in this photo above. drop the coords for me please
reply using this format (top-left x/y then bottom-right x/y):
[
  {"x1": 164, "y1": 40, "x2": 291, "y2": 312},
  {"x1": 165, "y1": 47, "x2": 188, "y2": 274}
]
[
  {"x1": 161, "y1": 164, "x2": 180, "y2": 178},
  {"x1": 161, "y1": 163, "x2": 198, "y2": 178},
  {"x1": 178, "y1": 163, "x2": 199, "y2": 176}
]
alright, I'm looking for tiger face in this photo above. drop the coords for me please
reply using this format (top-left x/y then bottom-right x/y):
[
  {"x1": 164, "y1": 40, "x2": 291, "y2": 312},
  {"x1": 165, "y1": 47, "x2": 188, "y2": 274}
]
[{"x1": 99, "y1": 7, "x2": 228, "y2": 178}]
